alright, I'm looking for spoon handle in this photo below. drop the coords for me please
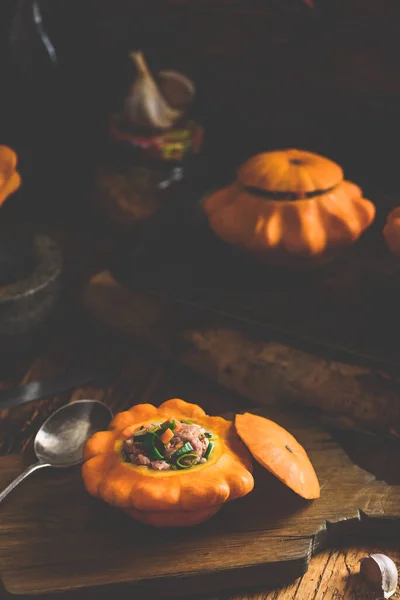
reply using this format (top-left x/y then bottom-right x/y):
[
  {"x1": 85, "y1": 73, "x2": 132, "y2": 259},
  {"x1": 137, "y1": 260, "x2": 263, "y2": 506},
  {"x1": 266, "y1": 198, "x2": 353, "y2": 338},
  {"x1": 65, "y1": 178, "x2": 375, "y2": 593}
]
[{"x1": 0, "y1": 462, "x2": 50, "y2": 505}]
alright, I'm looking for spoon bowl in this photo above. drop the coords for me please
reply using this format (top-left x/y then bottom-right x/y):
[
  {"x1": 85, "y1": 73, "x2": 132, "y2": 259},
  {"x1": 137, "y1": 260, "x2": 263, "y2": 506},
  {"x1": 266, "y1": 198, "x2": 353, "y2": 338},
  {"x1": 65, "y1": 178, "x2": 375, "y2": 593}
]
[
  {"x1": 0, "y1": 399, "x2": 113, "y2": 504},
  {"x1": 34, "y1": 399, "x2": 113, "y2": 466}
]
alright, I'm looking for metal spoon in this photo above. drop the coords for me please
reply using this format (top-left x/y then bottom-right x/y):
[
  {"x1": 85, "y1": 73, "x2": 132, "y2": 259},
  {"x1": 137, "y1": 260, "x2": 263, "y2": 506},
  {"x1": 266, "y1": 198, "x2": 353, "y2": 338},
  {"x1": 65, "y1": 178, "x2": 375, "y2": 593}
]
[{"x1": 0, "y1": 399, "x2": 113, "y2": 504}]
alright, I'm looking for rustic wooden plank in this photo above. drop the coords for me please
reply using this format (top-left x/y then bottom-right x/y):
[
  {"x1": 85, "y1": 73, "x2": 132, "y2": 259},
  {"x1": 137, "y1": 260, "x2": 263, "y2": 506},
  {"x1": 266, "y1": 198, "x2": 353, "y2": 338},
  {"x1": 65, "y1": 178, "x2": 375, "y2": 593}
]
[
  {"x1": 202, "y1": 543, "x2": 400, "y2": 599},
  {"x1": 0, "y1": 332, "x2": 399, "y2": 599},
  {"x1": 82, "y1": 271, "x2": 400, "y2": 439},
  {"x1": 0, "y1": 299, "x2": 398, "y2": 599}
]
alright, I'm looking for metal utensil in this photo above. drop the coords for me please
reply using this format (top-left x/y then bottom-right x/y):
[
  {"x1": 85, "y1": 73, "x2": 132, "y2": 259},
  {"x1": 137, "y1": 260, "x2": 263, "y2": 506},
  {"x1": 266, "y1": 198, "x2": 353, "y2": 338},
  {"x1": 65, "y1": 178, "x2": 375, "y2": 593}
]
[{"x1": 0, "y1": 399, "x2": 112, "y2": 504}]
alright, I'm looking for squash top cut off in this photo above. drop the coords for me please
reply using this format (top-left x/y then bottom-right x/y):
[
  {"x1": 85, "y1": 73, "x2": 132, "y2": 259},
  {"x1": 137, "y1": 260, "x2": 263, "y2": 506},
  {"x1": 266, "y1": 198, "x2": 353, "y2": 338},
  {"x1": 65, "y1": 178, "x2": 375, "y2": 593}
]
[{"x1": 235, "y1": 412, "x2": 320, "y2": 500}]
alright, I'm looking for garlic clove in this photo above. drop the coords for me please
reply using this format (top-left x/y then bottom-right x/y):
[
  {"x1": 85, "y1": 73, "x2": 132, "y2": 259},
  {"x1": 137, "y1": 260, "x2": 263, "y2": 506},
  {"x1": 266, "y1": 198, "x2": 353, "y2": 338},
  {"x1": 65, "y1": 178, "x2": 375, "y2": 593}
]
[
  {"x1": 158, "y1": 70, "x2": 195, "y2": 110},
  {"x1": 124, "y1": 51, "x2": 183, "y2": 130},
  {"x1": 360, "y1": 553, "x2": 398, "y2": 599}
]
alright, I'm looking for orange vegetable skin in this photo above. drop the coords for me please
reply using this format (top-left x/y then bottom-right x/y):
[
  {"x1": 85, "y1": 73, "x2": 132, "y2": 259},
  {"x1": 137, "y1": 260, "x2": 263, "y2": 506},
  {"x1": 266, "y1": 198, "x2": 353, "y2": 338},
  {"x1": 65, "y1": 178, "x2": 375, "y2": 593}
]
[
  {"x1": 383, "y1": 207, "x2": 400, "y2": 255},
  {"x1": 82, "y1": 399, "x2": 254, "y2": 527},
  {"x1": 0, "y1": 145, "x2": 22, "y2": 206},
  {"x1": 204, "y1": 149, "x2": 375, "y2": 264},
  {"x1": 235, "y1": 412, "x2": 320, "y2": 500}
]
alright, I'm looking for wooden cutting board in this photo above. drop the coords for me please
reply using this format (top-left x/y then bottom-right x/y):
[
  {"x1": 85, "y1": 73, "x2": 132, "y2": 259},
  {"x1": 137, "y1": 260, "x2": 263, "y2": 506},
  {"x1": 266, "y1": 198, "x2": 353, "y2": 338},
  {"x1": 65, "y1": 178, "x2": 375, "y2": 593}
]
[{"x1": 0, "y1": 405, "x2": 399, "y2": 600}]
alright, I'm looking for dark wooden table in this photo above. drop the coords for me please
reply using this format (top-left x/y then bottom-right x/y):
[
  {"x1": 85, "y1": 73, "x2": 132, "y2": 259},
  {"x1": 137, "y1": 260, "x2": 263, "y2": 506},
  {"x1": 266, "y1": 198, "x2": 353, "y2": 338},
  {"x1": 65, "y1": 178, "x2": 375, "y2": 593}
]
[
  {"x1": 1, "y1": 0, "x2": 400, "y2": 589},
  {"x1": 1, "y1": 325, "x2": 399, "y2": 600},
  {"x1": 0, "y1": 221, "x2": 398, "y2": 599}
]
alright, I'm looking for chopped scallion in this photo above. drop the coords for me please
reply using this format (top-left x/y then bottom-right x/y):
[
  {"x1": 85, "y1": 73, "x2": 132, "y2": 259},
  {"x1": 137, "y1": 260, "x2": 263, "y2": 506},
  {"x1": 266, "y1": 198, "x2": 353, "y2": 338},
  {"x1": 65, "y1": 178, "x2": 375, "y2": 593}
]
[
  {"x1": 143, "y1": 431, "x2": 165, "y2": 460},
  {"x1": 171, "y1": 442, "x2": 193, "y2": 460},
  {"x1": 204, "y1": 441, "x2": 214, "y2": 460},
  {"x1": 176, "y1": 453, "x2": 199, "y2": 469},
  {"x1": 149, "y1": 425, "x2": 161, "y2": 434},
  {"x1": 157, "y1": 420, "x2": 177, "y2": 435}
]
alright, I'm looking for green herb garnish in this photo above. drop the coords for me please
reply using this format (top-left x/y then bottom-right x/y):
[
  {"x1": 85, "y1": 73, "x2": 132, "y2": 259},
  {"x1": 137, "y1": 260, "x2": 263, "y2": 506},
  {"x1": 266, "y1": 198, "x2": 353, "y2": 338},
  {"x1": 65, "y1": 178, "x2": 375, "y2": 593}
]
[
  {"x1": 149, "y1": 425, "x2": 161, "y2": 434},
  {"x1": 143, "y1": 431, "x2": 165, "y2": 460},
  {"x1": 176, "y1": 453, "x2": 199, "y2": 469},
  {"x1": 204, "y1": 441, "x2": 214, "y2": 460},
  {"x1": 171, "y1": 442, "x2": 193, "y2": 460},
  {"x1": 133, "y1": 429, "x2": 147, "y2": 443},
  {"x1": 157, "y1": 420, "x2": 177, "y2": 435}
]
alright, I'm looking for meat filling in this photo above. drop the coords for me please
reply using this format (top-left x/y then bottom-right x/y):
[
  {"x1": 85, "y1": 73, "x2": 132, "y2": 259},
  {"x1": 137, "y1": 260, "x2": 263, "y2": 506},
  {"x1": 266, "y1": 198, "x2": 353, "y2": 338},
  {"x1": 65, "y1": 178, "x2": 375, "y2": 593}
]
[{"x1": 122, "y1": 419, "x2": 214, "y2": 470}]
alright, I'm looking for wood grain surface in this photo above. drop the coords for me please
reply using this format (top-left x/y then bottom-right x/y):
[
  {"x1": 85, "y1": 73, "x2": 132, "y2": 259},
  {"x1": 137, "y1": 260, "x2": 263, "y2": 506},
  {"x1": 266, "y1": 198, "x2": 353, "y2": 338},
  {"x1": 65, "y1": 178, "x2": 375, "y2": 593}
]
[
  {"x1": 82, "y1": 271, "x2": 400, "y2": 440},
  {"x1": 1, "y1": 2, "x2": 400, "y2": 596},
  {"x1": 0, "y1": 310, "x2": 399, "y2": 599}
]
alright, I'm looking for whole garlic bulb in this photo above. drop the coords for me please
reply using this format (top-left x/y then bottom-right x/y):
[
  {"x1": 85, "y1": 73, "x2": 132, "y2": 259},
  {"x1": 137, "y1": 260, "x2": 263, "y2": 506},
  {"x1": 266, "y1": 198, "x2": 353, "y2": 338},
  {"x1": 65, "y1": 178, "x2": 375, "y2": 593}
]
[
  {"x1": 360, "y1": 554, "x2": 398, "y2": 599},
  {"x1": 124, "y1": 51, "x2": 183, "y2": 131}
]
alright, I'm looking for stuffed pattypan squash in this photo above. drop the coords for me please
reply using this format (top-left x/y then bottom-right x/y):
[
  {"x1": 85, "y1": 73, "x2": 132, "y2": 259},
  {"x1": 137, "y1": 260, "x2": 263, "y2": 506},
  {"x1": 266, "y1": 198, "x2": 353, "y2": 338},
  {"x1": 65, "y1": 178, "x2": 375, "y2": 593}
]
[{"x1": 82, "y1": 398, "x2": 254, "y2": 527}]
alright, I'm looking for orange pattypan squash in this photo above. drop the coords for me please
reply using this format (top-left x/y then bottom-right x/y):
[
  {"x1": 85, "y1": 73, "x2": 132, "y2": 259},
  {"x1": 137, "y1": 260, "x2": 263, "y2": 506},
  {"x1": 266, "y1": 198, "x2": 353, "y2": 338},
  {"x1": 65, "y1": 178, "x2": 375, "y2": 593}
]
[
  {"x1": 383, "y1": 207, "x2": 400, "y2": 255},
  {"x1": 235, "y1": 413, "x2": 320, "y2": 500},
  {"x1": 203, "y1": 149, "x2": 375, "y2": 266},
  {"x1": 0, "y1": 145, "x2": 22, "y2": 207},
  {"x1": 82, "y1": 398, "x2": 254, "y2": 527}
]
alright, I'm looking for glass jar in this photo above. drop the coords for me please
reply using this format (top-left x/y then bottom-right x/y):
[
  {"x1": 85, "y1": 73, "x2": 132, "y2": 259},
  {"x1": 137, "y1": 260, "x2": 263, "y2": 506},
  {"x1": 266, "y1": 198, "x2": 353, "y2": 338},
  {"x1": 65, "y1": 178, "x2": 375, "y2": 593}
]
[{"x1": 92, "y1": 117, "x2": 204, "y2": 233}]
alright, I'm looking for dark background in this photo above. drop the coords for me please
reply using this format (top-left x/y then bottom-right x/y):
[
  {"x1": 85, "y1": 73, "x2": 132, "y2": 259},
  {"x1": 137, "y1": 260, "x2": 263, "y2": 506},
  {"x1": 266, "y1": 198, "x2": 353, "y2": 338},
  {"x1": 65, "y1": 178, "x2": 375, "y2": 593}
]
[
  {"x1": 1, "y1": 0, "x2": 400, "y2": 225},
  {"x1": 1, "y1": 0, "x2": 400, "y2": 374}
]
